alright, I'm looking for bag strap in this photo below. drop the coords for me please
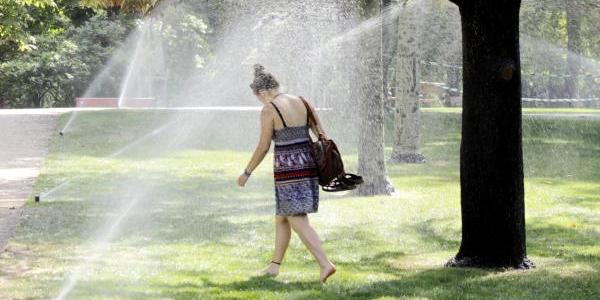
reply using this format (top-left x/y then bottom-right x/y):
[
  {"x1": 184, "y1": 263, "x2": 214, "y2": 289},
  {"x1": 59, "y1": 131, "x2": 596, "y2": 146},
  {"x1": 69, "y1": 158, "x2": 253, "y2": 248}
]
[{"x1": 299, "y1": 96, "x2": 325, "y2": 140}]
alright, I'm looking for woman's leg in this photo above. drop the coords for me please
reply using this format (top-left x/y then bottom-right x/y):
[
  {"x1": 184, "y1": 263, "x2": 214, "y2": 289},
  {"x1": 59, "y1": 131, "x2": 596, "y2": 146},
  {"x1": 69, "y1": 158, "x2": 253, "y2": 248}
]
[
  {"x1": 287, "y1": 215, "x2": 336, "y2": 282},
  {"x1": 273, "y1": 215, "x2": 291, "y2": 262},
  {"x1": 263, "y1": 215, "x2": 291, "y2": 276}
]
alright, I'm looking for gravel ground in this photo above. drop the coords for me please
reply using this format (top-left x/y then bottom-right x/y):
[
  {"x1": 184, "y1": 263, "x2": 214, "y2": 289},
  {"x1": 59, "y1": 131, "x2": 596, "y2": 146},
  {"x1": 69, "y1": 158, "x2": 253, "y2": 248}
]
[{"x1": 0, "y1": 110, "x2": 59, "y2": 252}]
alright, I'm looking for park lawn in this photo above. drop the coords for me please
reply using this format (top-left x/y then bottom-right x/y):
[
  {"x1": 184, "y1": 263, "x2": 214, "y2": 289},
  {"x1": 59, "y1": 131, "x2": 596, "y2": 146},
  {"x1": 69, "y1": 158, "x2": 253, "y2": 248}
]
[
  {"x1": 423, "y1": 107, "x2": 600, "y2": 114},
  {"x1": 0, "y1": 110, "x2": 598, "y2": 299}
]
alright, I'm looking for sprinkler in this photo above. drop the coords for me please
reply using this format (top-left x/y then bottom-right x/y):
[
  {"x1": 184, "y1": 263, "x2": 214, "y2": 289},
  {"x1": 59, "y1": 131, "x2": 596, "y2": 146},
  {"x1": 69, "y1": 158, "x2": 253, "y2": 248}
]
[{"x1": 35, "y1": 195, "x2": 40, "y2": 202}]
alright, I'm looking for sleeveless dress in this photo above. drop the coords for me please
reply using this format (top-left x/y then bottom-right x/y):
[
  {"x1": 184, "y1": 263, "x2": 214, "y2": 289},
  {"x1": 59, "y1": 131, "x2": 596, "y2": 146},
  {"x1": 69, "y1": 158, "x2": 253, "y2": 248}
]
[{"x1": 271, "y1": 101, "x2": 319, "y2": 216}]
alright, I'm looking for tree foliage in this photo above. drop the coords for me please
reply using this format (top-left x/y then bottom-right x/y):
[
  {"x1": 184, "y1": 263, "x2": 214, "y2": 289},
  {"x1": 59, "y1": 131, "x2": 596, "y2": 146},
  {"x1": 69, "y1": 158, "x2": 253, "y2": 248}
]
[
  {"x1": 0, "y1": 0, "x2": 62, "y2": 54},
  {"x1": 158, "y1": 3, "x2": 211, "y2": 103},
  {"x1": 415, "y1": 0, "x2": 599, "y2": 102},
  {"x1": 79, "y1": 0, "x2": 159, "y2": 14},
  {"x1": 1, "y1": 0, "x2": 597, "y2": 108},
  {"x1": 0, "y1": 0, "x2": 211, "y2": 108},
  {"x1": 0, "y1": 13, "x2": 132, "y2": 107}
]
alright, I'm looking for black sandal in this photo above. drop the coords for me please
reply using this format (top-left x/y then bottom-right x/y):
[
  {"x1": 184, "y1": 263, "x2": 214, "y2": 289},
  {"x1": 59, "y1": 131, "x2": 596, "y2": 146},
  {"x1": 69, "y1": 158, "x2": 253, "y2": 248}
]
[
  {"x1": 339, "y1": 173, "x2": 363, "y2": 185},
  {"x1": 322, "y1": 177, "x2": 357, "y2": 192}
]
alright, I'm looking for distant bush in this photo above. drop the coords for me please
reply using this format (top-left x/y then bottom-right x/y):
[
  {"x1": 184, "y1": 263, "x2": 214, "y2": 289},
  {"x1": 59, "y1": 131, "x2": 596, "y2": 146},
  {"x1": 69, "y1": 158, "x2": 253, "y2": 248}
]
[{"x1": 0, "y1": 14, "x2": 134, "y2": 108}]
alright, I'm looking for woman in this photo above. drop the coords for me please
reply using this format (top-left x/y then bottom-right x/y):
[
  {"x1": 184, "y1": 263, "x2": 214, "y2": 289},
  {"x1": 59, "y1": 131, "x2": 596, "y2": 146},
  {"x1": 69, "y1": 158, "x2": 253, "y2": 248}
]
[{"x1": 237, "y1": 64, "x2": 336, "y2": 283}]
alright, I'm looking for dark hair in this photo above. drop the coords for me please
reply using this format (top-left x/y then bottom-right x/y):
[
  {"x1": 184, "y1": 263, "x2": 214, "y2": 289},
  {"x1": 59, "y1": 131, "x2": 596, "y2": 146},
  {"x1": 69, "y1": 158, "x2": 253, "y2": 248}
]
[{"x1": 250, "y1": 64, "x2": 279, "y2": 94}]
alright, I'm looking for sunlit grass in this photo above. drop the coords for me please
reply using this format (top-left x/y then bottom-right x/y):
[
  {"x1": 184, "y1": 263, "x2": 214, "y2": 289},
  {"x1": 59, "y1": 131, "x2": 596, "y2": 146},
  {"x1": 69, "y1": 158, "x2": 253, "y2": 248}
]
[
  {"x1": 0, "y1": 110, "x2": 598, "y2": 299},
  {"x1": 423, "y1": 107, "x2": 600, "y2": 114}
]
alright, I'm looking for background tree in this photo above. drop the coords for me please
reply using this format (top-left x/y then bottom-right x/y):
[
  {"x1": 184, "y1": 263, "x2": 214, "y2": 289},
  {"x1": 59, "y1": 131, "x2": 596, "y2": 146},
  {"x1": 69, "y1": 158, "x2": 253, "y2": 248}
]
[
  {"x1": 565, "y1": 0, "x2": 582, "y2": 100},
  {"x1": 519, "y1": 0, "x2": 599, "y2": 104},
  {"x1": 439, "y1": 2, "x2": 462, "y2": 103},
  {"x1": 0, "y1": 14, "x2": 132, "y2": 107},
  {"x1": 0, "y1": 0, "x2": 210, "y2": 108},
  {"x1": 79, "y1": 0, "x2": 159, "y2": 16},
  {"x1": 381, "y1": 0, "x2": 399, "y2": 108},
  {"x1": 445, "y1": 0, "x2": 534, "y2": 268},
  {"x1": 356, "y1": 0, "x2": 394, "y2": 196},
  {"x1": 0, "y1": 0, "x2": 63, "y2": 57},
  {"x1": 388, "y1": 0, "x2": 426, "y2": 164}
]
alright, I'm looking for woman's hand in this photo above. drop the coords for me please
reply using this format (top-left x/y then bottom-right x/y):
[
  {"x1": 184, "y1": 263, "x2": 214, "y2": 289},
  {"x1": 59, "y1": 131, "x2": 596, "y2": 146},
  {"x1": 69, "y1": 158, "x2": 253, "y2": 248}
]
[{"x1": 238, "y1": 173, "x2": 249, "y2": 187}]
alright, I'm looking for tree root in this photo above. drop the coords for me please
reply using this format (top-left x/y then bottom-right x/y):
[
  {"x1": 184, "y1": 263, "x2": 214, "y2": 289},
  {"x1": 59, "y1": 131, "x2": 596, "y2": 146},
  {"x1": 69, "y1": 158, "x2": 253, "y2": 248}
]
[
  {"x1": 445, "y1": 256, "x2": 536, "y2": 270},
  {"x1": 387, "y1": 152, "x2": 426, "y2": 164}
]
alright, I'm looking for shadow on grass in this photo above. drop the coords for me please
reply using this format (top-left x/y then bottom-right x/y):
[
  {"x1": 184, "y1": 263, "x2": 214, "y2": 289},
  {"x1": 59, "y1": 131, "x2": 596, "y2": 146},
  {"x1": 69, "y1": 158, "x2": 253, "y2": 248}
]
[
  {"x1": 172, "y1": 263, "x2": 598, "y2": 299},
  {"x1": 527, "y1": 221, "x2": 600, "y2": 267},
  {"x1": 18, "y1": 174, "x2": 277, "y2": 246},
  {"x1": 146, "y1": 267, "x2": 491, "y2": 300},
  {"x1": 58, "y1": 245, "x2": 600, "y2": 299},
  {"x1": 406, "y1": 218, "x2": 461, "y2": 252}
]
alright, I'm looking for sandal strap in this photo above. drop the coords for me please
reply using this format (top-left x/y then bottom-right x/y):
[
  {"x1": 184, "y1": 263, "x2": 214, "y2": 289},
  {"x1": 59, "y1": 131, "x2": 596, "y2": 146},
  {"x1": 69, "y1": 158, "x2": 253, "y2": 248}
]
[{"x1": 271, "y1": 260, "x2": 281, "y2": 265}]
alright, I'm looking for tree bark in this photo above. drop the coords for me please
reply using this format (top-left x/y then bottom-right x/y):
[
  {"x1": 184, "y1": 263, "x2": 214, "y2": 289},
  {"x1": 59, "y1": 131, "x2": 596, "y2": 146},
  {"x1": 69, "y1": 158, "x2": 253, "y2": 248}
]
[
  {"x1": 565, "y1": 0, "x2": 582, "y2": 103},
  {"x1": 382, "y1": 0, "x2": 399, "y2": 106},
  {"x1": 357, "y1": 0, "x2": 394, "y2": 196},
  {"x1": 388, "y1": 1, "x2": 425, "y2": 164},
  {"x1": 445, "y1": 0, "x2": 533, "y2": 269},
  {"x1": 446, "y1": 67, "x2": 460, "y2": 95},
  {"x1": 445, "y1": 11, "x2": 462, "y2": 103}
]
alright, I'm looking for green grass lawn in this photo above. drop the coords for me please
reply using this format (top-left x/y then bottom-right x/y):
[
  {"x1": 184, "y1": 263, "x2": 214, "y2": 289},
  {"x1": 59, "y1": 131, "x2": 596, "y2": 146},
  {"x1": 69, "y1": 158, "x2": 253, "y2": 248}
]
[
  {"x1": 0, "y1": 110, "x2": 599, "y2": 299},
  {"x1": 423, "y1": 107, "x2": 600, "y2": 114}
]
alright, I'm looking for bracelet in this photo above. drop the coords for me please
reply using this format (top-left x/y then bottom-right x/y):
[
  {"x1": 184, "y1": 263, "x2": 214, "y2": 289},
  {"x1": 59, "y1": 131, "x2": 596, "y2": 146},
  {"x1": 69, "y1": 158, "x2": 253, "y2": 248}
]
[{"x1": 243, "y1": 168, "x2": 252, "y2": 176}]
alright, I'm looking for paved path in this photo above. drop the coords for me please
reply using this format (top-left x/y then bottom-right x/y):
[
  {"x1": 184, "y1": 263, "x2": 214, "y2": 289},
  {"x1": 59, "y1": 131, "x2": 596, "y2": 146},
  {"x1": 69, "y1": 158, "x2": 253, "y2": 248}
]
[{"x1": 0, "y1": 110, "x2": 60, "y2": 252}]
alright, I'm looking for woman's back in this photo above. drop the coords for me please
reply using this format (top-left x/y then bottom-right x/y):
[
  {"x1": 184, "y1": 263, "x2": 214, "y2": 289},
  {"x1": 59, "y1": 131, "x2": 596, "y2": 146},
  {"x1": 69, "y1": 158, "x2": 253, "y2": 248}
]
[{"x1": 271, "y1": 95, "x2": 309, "y2": 131}]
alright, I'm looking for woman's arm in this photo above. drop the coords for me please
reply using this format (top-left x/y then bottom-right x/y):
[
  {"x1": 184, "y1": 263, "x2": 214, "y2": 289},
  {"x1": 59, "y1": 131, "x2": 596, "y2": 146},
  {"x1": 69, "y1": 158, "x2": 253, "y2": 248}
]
[
  {"x1": 306, "y1": 100, "x2": 328, "y2": 139},
  {"x1": 238, "y1": 106, "x2": 274, "y2": 187}
]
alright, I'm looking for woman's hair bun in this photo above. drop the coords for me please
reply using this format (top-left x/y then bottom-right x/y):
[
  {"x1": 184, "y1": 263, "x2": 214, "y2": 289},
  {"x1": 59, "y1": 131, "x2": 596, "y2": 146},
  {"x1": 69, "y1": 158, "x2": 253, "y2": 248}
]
[
  {"x1": 253, "y1": 64, "x2": 266, "y2": 77},
  {"x1": 250, "y1": 63, "x2": 280, "y2": 94}
]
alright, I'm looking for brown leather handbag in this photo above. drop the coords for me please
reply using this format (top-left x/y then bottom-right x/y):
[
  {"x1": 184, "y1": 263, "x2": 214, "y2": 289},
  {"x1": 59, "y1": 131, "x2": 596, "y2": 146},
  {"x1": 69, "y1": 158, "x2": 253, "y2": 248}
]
[{"x1": 300, "y1": 97, "x2": 363, "y2": 192}]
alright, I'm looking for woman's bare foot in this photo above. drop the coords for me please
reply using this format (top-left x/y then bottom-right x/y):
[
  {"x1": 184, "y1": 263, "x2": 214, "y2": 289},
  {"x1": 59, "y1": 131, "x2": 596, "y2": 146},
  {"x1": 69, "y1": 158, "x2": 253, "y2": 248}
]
[
  {"x1": 320, "y1": 262, "x2": 336, "y2": 283},
  {"x1": 262, "y1": 262, "x2": 280, "y2": 277}
]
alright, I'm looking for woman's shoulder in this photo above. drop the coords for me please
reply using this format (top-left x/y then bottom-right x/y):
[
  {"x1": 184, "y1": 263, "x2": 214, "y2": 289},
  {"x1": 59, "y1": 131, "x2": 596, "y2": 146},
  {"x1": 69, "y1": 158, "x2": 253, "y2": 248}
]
[{"x1": 261, "y1": 103, "x2": 276, "y2": 114}]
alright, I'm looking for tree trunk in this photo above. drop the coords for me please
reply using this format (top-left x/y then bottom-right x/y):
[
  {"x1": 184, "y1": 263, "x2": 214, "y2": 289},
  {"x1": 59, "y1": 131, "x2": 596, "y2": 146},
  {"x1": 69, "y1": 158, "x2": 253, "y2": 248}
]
[
  {"x1": 446, "y1": 0, "x2": 533, "y2": 269},
  {"x1": 446, "y1": 67, "x2": 461, "y2": 100},
  {"x1": 565, "y1": 0, "x2": 582, "y2": 103},
  {"x1": 388, "y1": 2, "x2": 425, "y2": 164},
  {"x1": 446, "y1": 25, "x2": 462, "y2": 103},
  {"x1": 107, "y1": 6, "x2": 121, "y2": 19},
  {"x1": 382, "y1": 0, "x2": 399, "y2": 108},
  {"x1": 356, "y1": 0, "x2": 394, "y2": 196}
]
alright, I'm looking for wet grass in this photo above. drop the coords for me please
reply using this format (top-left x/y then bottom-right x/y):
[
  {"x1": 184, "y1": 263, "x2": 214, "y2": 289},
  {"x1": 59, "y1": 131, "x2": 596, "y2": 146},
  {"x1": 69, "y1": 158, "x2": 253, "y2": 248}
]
[
  {"x1": 423, "y1": 107, "x2": 600, "y2": 114},
  {"x1": 0, "y1": 110, "x2": 598, "y2": 299}
]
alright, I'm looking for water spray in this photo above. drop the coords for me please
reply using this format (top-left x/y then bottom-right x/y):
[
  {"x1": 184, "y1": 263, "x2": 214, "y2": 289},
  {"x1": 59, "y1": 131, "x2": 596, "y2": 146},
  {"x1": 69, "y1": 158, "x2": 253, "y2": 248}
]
[
  {"x1": 40, "y1": 118, "x2": 181, "y2": 201},
  {"x1": 253, "y1": 12, "x2": 289, "y2": 31},
  {"x1": 117, "y1": 24, "x2": 150, "y2": 108},
  {"x1": 54, "y1": 192, "x2": 145, "y2": 300}
]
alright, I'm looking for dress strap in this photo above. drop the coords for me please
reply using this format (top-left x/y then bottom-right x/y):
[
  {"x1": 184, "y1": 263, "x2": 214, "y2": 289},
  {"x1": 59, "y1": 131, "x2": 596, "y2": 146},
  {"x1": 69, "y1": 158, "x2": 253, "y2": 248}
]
[{"x1": 270, "y1": 102, "x2": 287, "y2": 127}]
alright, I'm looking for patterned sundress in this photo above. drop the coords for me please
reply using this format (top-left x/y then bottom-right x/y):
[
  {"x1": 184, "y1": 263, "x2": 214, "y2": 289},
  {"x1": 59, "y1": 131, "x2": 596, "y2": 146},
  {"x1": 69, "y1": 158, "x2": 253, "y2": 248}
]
[{"x1": 271, "y1": 101, "x2": 319, "y2": 216}]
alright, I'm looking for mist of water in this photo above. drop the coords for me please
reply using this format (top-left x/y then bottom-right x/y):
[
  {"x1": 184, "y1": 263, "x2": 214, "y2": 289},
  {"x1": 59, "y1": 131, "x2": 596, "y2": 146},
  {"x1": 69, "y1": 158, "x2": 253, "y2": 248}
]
[{"x1": 47, "y1": 0, "x2": 599, "y2": 298}]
